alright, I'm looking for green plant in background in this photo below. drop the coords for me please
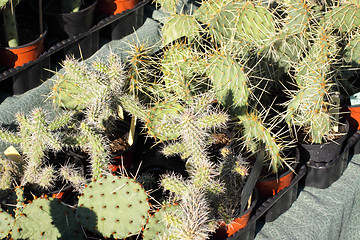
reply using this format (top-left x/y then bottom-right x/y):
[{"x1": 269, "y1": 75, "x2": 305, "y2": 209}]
[
  {"x1": 280, "y1": 0, "x2": 360, "y2": 144},
  {"x1": 0, "y1": 108, "x2": 73, "y2": 189},
  {"x1": 76, "y1": 174, "x2": 150, "y2": 239}
]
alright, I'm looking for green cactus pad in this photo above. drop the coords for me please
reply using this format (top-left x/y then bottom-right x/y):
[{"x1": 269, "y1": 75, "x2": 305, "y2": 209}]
[
  {"x1": 0, "y1": 210, "x2": 14, "y2": 238},
  {"x1": 344, "y1": 34, "x2": 360, "y2": 67},
  {"x1": 284, "y1": 0, "x2": 314, "y2": 35},
  {"x1": 209, "y1": 1, "x2": 275, "y2": 50},
  {"x1": 12, "y1": 197, "x2": 84, "y2": 240},
  {"x1": 145, "y1": 101, "x2": 183, "y2": 141},
  {"x1": 76, "y1": 175, "x2": 150, "y2": 239},
  {"x1": 162, "y1": 14, "x2": 199, "y2": 45},
  {"x1": 142, "y1": 204, "x2": 180, "y2": 240},
  {"x1": 325, "y1": 4, "x2": 360, "y2": 33},
  {"x1": 208, "y1": 54, "x2": 249, "y2": 114}
]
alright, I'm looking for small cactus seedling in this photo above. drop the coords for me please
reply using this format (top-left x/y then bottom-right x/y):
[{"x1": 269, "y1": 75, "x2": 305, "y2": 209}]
[{"x1": 76, "y1": 174, "x2": 150, "y2": 239}]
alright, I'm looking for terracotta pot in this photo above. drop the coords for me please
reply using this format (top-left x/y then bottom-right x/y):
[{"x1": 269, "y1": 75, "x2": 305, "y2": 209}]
[
  {"x1": 0, "y1": 17, "x2": 47, "y2": 68},
  {"x1": 96, "y1": 0, "x2": 139, "y2": 15},
  {"x1": 255, "y1": 167, "x2": 295, "y2": 199}
]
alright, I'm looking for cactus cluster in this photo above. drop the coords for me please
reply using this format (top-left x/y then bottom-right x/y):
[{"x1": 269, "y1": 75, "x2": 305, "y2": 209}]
[
  {"x1": 0, "y1": 174, "x2": 168, "y2": 239},
  {"x1": 0, "y1": 108, "x2": 73, "y2": 189},
  {"x1": 0, "y1": 187, "x2": 84, "y2": 240}
]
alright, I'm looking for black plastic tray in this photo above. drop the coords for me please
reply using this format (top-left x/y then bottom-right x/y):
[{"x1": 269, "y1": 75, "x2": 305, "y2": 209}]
[
  {"x1": 227, "y1": 164, "x2": 306, "y2": 240},
  {"x1": 304, "y1": 131, "x2": 360, "y2": 189},
  {"x1": 0, "y1": 0, "x2": 150, "y2": 95}
]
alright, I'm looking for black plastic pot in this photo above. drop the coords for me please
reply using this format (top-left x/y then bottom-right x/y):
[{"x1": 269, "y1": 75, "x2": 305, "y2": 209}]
[
  {"x1": 98, "y1": 0, "x2": 146, "y2": 40},
  {"x1": 226, "y1": 164, "x2": 306, "y2": 240},
  {"x1": 0, "y1": 15, "x2": 49, "y2": 95},
  {"x1": 108, "y1": 123, "x2": 139, "y2": 172},
  {"x1": 0, "y1": 0, "x2": 149, "y2": 97},
  {"x1": 304, "y1": 131, "x2": 360, "y2": 188},
  {"x1": 298, "y1": 120, "x2": 349, "y2": 165},
  {"x1": 31, "y1": 0, "x2": 99, "y2": 60}
]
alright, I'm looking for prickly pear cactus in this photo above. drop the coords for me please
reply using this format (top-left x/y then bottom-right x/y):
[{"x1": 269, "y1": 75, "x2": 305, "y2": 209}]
[
  {"x1": 162, "y1": 14, "x2": 199, "y2": 45},
  {"x1": 0, "y1": 209, "x2": 14, "y2": 239},
  {"x1": 12, "y1": 197, "x2": 84, "y2": 240},
  {"x1": 208, "y1": 54, "x2": 249, "y2": 115},
  {"x1": 142, "y1": 204, "x2": 180, "y2": 240},
  {"x1": 76, "y1": 175, "x2": 150, "y2": 239},
  {"x1": 344, "y1": 34, "x2": 360, "y2": 67},
  {"x1": 208, "y1": 1, "x2": 275, "y2": 51},
  {"x1": 325, "y1": 4, "x2": 360, "y2": 33}
]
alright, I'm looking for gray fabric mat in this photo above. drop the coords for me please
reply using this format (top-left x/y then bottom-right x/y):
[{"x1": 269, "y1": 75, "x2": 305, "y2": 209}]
[{"x1": 255, "y1": 154, "x2": 360, "y2": 240}]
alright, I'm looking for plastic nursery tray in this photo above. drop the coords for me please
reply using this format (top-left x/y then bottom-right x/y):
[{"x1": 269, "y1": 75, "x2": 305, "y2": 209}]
[
  {"x1": 0, "y1": 0, "x2": 150, "y2": 95},
  {"x1": 227, "y1": 164, "x2": 306, "y2": 240},
  {"x1": 305, "y1": 131, "x2": 360, "y2": 189},
  {"x1": 351, "y1": 130, "x2": 360, "y2": 155}
]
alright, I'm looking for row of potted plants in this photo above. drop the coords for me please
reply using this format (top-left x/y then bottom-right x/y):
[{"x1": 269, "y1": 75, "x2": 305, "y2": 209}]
[
  {"x1": 0, "y1": 0, "x2": 360, "y2": 239},
  {"x1": 0, "y1": 0, "x2": 144, "y2": 95}
]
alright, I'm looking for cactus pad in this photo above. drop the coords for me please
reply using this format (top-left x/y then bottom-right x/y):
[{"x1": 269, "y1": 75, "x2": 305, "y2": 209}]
[
  {"x1": 76, "y1": 175, "x2": 150, "y2": 239},
  {"x1": 12, "y1": 197, "x2": 84, "y2": 240},
  {"x1": 162, "y1": 14, "x2": 199, "y2": 45},
  {"x1": 143, "y1": 204, "x2": 180, "y2": 240},
  {"x1": 208, "y1": 54, "x2": 249, "y2": 114},
  {"x1": 0, "y1": 210, "x2": 14, "y2": 238}
]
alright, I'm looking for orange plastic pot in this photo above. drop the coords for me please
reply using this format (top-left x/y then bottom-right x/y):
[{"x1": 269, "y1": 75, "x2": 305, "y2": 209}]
[
  {"x1": 256, "y1": 168, "x2": 294, "y2": 199},
  {"x1": 96, "y1": 0, "x2": 139, "y2": 15},
  {"x1": 0, "y1": 30, "x2": 46, "y2": 69},
  {"x1": 346, "y1": 105, "x2": 360, "y2": 131},
  {"x1": 214, "y1": 190, "x2": 257, "y2": 239},
  {"x1": 215, "y1": 210, "x2": 252, "y2": 239}
]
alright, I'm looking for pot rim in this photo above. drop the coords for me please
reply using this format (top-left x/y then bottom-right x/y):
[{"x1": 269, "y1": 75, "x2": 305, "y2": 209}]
[{"x1": 2, "y1": 17, "x2": 48, "y2": 50}]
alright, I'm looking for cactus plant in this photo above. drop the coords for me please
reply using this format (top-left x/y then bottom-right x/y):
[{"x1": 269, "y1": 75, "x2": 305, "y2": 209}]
[
  {"x1": 0, "y1": 186, "x2": 84, "y2": 239},
  {"x1": 142, "y1": 203, "x2": 180, "y2": 240},
  {"x1": 76, "y1": 174, "x2": 150, "y2": 239},
  {"x1": 0, "y1": 108, "x2": 73, "y2": 188},
  {"x1": 12, "y1": 196, "x2": 84, "y2": 240}
]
